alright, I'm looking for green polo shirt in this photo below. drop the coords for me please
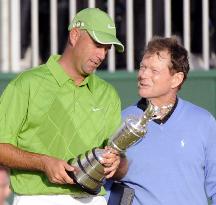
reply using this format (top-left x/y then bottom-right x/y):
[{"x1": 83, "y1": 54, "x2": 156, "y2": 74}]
[{"x1": 0, "y1": 55, "x2": 121, "y2": 196}]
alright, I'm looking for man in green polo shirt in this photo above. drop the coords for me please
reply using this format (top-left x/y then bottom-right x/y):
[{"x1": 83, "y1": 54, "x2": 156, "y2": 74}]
[{"x1": 0, "y1": 8, "x2": 128, "y2": 205}]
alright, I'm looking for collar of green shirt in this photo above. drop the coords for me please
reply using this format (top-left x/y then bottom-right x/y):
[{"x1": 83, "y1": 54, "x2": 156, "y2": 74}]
[{"x1": 46, "y1": 55, "x2": 94, "y2": 93}]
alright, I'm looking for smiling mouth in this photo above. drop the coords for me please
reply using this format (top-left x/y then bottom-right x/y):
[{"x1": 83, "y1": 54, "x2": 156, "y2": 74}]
[{"x1": 138, "y1": 82, "x2": 150, "y2": 88}]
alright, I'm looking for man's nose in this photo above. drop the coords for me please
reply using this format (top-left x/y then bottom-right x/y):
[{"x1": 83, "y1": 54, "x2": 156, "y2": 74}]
[
  {"x1": 138, "y1": 68, "x2": 151, "y2": 78},
  {"x1": 97, "y1": 48, "x2": 107, "y2": 61}
]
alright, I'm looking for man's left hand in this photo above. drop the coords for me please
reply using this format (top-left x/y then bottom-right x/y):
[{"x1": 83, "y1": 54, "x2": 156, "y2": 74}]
[{"x1": 100, "y1": 146, "x2": 120, "y2": 179}]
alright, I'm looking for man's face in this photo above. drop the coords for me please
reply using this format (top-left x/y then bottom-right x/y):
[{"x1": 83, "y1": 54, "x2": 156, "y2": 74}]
[
  {"x1": 73, "y1": 30, "x2": 111, "y2": 77},
  {"x1": 138, "y1": 50, "x2": 177, "y2": 104},
  {"x1": 0, "y1": 171, "x2": 10, "y2": 204}
]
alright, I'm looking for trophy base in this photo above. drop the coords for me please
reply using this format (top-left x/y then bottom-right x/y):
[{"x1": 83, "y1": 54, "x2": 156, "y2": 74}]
[
  {"x1": 67, "y1": 171, "x2": 101, "y2": 195},
  {"x1": 67, "y1": 152, "x2": 104, "y2": 195}
]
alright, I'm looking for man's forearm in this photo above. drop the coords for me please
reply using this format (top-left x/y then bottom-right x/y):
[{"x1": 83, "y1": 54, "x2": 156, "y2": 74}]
[
  {"x1": 0, "y1": 143, "x2": 76, "y2": 184},
  {"x1": 0, "y1": 143, "x2": 47, "y2": 171}
]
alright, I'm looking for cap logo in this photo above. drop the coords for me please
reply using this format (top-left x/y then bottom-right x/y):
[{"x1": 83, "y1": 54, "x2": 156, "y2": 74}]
[
  {"x1": 76, "y1": 21, "x2": 81, "y2": 27},
  {"x1": 107, "y1": 24, "x2": 115, "y2": 29},
  {"x1": 73, "y1": 21, "x2": 85, "y2": 28}
]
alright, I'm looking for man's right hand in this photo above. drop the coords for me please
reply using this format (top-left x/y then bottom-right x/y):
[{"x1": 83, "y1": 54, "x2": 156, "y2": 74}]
[{"x1": 41, "y1": 156, "x2": 77, "y2": 185}]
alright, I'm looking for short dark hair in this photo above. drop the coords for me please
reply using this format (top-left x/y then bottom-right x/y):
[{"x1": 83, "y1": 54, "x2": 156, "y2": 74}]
[{"x1": 144, "y1": 36, "x2": 190, "y2": 86}]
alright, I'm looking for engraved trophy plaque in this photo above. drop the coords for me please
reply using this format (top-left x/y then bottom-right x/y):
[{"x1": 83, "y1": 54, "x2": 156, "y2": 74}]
[{"x1": 67, "y1": 101, "x2": 158, "y2": 194}]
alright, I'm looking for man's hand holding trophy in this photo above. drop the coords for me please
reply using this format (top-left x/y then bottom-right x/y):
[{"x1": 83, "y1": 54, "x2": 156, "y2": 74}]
[{"x1": 67, "y1": 100, "x2": 165, "y2": 194}]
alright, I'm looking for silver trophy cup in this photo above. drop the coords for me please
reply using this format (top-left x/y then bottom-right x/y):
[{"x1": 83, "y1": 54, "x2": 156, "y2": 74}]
[{"x1": 67, "y1": 101, "x2": 157, "y2": 194}]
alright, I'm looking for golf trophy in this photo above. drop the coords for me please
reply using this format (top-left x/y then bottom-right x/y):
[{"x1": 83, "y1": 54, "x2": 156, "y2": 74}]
[{"x1": 67, "y1": 101, "x2": 158, "y2": 194}]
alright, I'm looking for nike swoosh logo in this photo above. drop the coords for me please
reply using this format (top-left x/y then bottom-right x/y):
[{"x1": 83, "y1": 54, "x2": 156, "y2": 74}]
[
  {"x1": 92, "y1": 107, "x2": 103, "y2": 112},
  {"x1": 107, "y1": 24, "x2": 115, "y2": 29}
]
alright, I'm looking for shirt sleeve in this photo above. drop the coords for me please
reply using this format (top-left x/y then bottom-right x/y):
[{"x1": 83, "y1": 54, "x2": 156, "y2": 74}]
[
  {"x1": 0, "y1": 77, "x2": 29, "y2": 146},
  {"x1": 204, "y1": 115, "x2": 216, "y2": 204}
]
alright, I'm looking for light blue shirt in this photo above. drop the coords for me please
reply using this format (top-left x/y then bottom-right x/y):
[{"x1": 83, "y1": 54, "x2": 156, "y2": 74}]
[{"x1": 106, "y1": 98, "x2": 216, "y2": 205}]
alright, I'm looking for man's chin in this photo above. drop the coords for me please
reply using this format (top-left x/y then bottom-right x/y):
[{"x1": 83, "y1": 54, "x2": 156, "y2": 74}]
[
  {"x1": 84, "y1": 67, "x2": 97, "y2": 75},
  {"x1": 138, "y1": 89, "x2": 149, "y2": 98}
]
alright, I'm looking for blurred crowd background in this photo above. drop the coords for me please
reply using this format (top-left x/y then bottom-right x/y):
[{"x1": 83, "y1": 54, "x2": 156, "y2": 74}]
[{"x1": 0, "y1": 0, "x2": 216, "y2": 72}]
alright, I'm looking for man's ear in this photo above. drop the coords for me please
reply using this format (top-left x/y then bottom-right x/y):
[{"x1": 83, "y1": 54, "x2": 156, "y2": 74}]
[
  {"x1": 68, "y1": 28, "x2": 81, "y2": 47},
  {"x1": 171, "y1": 72, "x2": 184, "y2": 88}
]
